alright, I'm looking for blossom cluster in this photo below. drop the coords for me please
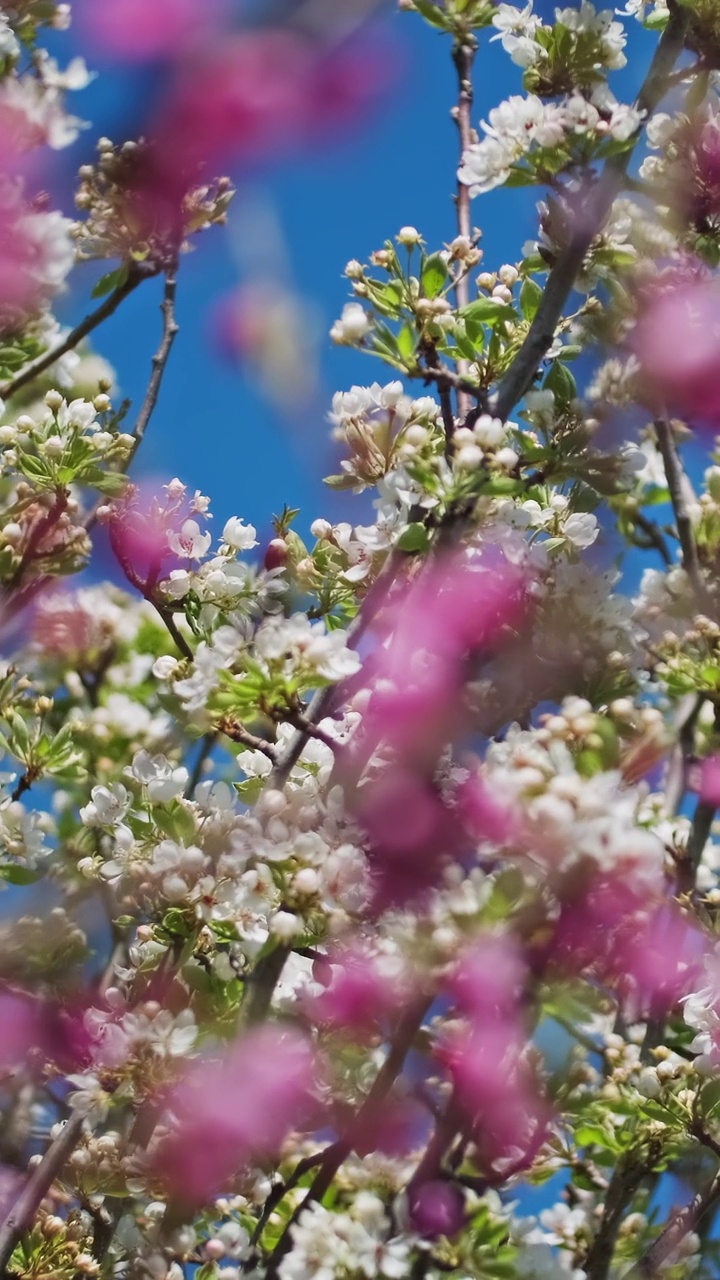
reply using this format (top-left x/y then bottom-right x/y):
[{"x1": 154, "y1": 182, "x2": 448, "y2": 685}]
[{"x1": 1, "y1": 2, "x2": 720, "y2": 1280}]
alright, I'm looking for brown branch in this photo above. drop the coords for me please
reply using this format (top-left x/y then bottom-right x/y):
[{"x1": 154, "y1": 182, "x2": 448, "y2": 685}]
[
  {"x1": 584, "y1": 1150, "x2": 654, "y2": 1280},
  {"x1": 218, "y1": 717, "x2": 277, "y2": 762},
  {"x1": 423, "y1": 365, "x2": 482, "y2": 399},
  {"x1": 632, "y1": 511, "x2": 672, "y2": 568},
  {"x1": 452, "y1": 36, "x2": 476, "y2": 419},
  {"x1": 653, "y1": 419, "x2": 708, "y2": 606},
  {"x1": 491, "y1": 1, "x2": 690, "y2": 423},
  {"x1": 265, "y1": 996, "x2": 430, "y2": 1276},
  {"x1": 0, "y1": 1112, "x2": 85, "y2": 1276},
  {"x1": 239, "y1": 944, "x2": 292, "y2": 1028},
  {"x1": 126, "y1": 263, "x2": 179, "y2": 466},
  {"x1": 0, "y1": 267, "x2": 149, "y2": 402},
  {"x1": 9, "y1": 768, "x2": 36, "y2": 804},
  {"x1": 635, "y1": 1174, "x2": 720, "y2": 1277}
]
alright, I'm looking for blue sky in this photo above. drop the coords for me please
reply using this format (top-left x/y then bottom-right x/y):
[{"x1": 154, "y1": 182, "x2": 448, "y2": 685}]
[{"x1": 50, "y1": 1, "x2": 660, "y2": 557}]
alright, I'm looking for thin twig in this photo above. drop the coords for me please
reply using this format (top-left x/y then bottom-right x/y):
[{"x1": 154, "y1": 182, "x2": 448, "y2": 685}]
[
  {"x1": 218, "y1": 717, "x2": 277, "y2": 762},
  {"x1": 653, "y1": 419, "x2": 708, "y2": 606},
  {"x1": 632, "y1": 511, "x2": 672, "y2": 568},
  {"x1": 184, "y1": 731, "x2": 219, "y2": 799},
  {"x1": 9, "y1": 769, "x2": 36, "y2": 804},
  {"x1": 451, "y1": 36, "x2": 476, "y2": 419},
  {"x1": 126, "y1": 263, "x2": 180, "y2": 466},
  {"x1": 664, "y1": 693, "x2": 702, "y2": 819},
  {"x1": 423, "y1": 365, "x2": 482, "y2": 398},
  {"x1": 0, "y1": 268, "x2": 149, "y2": 402}
]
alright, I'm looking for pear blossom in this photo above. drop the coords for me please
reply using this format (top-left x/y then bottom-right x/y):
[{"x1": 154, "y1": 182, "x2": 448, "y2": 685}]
[
  {"x1": 168, "y1": 518, "x2": 212, "y2": 561},
  {"x1": 330, "y1": 302, "x2": 372, "y2": 344},
  {"x1": 221, "y1": 516, "x2": 257, "y2": 551},
  {"x1": 129, "y1": 750, "x2": 188, "y2": 802},
  {"x1": 79, "y1": 783, "x2": 130, "y2": 828}
]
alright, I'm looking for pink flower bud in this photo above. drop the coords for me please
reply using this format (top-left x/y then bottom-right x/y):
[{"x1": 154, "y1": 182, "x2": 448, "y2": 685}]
[{"x1": 408, "y1": 1181, "x2": 465, "y2": 1240}]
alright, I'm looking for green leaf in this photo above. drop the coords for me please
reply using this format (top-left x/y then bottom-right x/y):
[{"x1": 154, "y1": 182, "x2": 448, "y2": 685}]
[
  {"x1": 421, "y1": 252, "x2": 448, "y2": 299},
  {"x1": 410, "y1": 0, "x2": 451, "y2": 28},
  {"x1": 543, "y1": 360, "x2": 577, "y2": 405},
  {"x1": 397, "y1": 523, "x2": 430, "y2": 553},
  {"x1": 461, "y1": 298, "x2": 517, "y2": 327},
  {"x1": 520, "y1": 277, "x2": 543, "y2": 322},
  {"x1": 396, "y1": 323, "x2": 417, "y2": 360},
  {"x1": 91, "y1": 263, "x2": 130, "y2": 300},
  {"x1": 17, "y1": 453, "x2": 52, "y2": 486},
  {"x1": 82, "y1": 467, "x2": 129, "y2": 496},
  {"x1": 0, "y1": 864, "x2": 40, "y2": 885}
]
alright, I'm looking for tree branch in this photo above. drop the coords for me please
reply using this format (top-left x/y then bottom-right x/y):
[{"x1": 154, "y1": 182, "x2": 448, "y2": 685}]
[
  {"x1": 0, "y1": 267, "x2": 150, "y2": 402},
  {"x1": 653, "y1": 418, "x2": 708, "y2": 605},
  {"x1": 635, "y1": 1174, "x2": 720, "y2": 1277},
  {"x1": 126, "y1": 263, "x2": 180, "y2": 465},
  {"x1": 0, "y1": 1112, "x2": 84, "y2": 1276},
  {"x1": 584, "y1": 1150, "x2": 653, "y2": 1280},
  {"x1": 265, "y1": 996, "x2": 430, "y2": 1276},
  {"x1": 452, "y1": 36, "x2": 476, "y2": 419}
]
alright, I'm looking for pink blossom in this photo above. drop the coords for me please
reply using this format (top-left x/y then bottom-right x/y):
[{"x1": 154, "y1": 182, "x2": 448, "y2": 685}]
[
  {"x1": 448, "y1": 936, "x2": 526, "y2": 1019},
  {"x1": 632, "y1": 275, "x2": 720, "y2": 425},
  {"x1": 343, "y1": 547, "x2": 531, "y2": 908},
  {"x1": 0, "y1": 993, "x2": 43, "y2": 1071},
  {"x1": 309, "y1": 946, "x2": 408, "y2": 1034},
  {"x1": 353, "y1": 547, "x2": 530, "y2": 769},
  {"x1": 121, "y1": 29, "x2": 397, "y2": 244},
  {"x1": 546, "y1": 877, "x2": 704, "y2": 1011},
  {"x1": 438, "y1": 1022, "x2": 548, "y2": 1176},
  {"x1": 107, "y1": 481, "x2": 210, "y2": 593},
  {"x1": 78, "y1": 0, "x2": 225, "y2": 62},
  {"x1": 351, "y1": 1094, "x2": 429, "y2": 1160},
  {"x1": 156, "y1": 1025, "x2": 316, "y2": 1205}
]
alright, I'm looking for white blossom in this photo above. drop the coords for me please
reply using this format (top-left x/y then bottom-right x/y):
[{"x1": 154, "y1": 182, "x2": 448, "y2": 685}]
[
  {"x1": 129, "y1": 751, "x2": 189, "y2": 803},
  {"x1": 330, "y1": 302, "x2": 372, "y2": 345},
  {"x1": 168, "y1": 518, "x2": 212, "y2": 561},
  {"x1": 80, "y1": 783, "x2": 130, "y2": 828},
  {"x1": 221, "y1": 517, "x2": 258, "y2": 551}
]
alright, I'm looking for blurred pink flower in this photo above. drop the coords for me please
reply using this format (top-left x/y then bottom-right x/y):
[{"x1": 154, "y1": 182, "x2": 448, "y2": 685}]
[
  {"x1": 121, "y1": 28, "x2": 397, "y2": 243},
  {"x1": 408, "y1": 1180, "x2": 466, "y2": 1240},
  {"x1": 309, "y1": 945, "x2": 409, "y2": 1034},
  {"x1": 107, "y1": 479, "x2": 211, "y2": 594},
  {"x1": 438, "y1": 1021, "x2": 548, "y2": 1177},
  {"x1": 632, "y1": 275, "x2": 720, "y2": 425},
  {"x1": 344, "y1": 546, "x2": 531, "y2": 908},
  {"x1": 157, "y1": 1025, "x2": 316, "y2": 1205},
  {"x1": 354, "y1": 547, "x2": 530, "y2": 770},
  {"x1": 0, "y1": 992, "x2": 43, "y2": 1072},
  {"x1": 78, "y1": 0, "x2": 225, "y2": 62},
  {"x1": 546, "y1": 877, "x2": 704, "y2": 1011},
  {"x1": 448, "y1": 936, "x2": 526, "y2": 1019}
]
